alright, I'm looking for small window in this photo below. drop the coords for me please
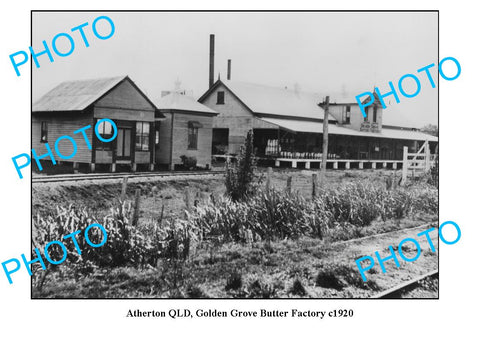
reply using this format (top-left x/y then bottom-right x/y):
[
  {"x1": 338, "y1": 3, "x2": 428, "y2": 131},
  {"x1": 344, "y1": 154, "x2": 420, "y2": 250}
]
[
  {"x1": 373, "y1": 106, "x2": 377, "y2": 123},
  {"x1": 188, "y1": 122, "x2": 199, "y2": 149},
  {"x1": 40, "y1": 121, "x2": 48, "y2": 143},
  {"x1": 96, "y1": 120, "x2": 114, "y2": 150},
  {"x1": 217, "y1": 91, "x2": 225, "y2": 104},
  {"x1": 155, "y1": 130, "x2": 160, "y2": 145},
  {"x1": 136, "y1": 122, "x2": 150, "y2": 151},
  {"x1": 343, "y1": 106, "x2": 351, "y2": 124}
]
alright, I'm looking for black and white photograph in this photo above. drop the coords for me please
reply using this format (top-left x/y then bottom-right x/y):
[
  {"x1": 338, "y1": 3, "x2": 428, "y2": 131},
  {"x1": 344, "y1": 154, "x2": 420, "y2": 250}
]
[
  {"x1": 4, "y1": 1, "x2": 480, "y2": 338},
  {"x1": 30, "y1": 11, "x2": 439, "y2": 299}
]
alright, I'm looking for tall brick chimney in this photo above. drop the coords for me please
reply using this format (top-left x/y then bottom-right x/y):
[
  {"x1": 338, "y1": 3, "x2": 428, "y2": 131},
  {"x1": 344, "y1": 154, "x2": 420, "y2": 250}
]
[
  {"x1": 227, "y1": 59, "x2": 231, "y2": 80},
  {"x1": 209, "y1": 34, "x2": 215, "y2": 88}
]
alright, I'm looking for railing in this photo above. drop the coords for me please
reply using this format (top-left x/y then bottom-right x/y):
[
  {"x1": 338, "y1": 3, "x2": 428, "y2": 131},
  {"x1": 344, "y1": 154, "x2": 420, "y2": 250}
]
[
  {"x1": 360, "y1": 122, "x2": 371, "y2": 131},
  {"x1": 360, "y1": 121, "x2": 380, "y2": 132},
  {"x1": 371, "y1": 122, "x2": 380, "y2": 132}
]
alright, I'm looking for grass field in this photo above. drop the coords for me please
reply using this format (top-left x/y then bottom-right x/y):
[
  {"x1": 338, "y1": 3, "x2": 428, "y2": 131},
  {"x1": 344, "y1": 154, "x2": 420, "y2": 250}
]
[{"x1": 32, "y1": 168, "x2": 439, "y2": 298}]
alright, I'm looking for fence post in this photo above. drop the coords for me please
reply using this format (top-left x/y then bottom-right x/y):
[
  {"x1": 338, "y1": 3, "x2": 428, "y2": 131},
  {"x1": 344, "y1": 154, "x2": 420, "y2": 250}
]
[
  {"x1": 120, "y1": 176, "x2": 129, "y2": 201},
  {"x1": 132, "y1": 188, "x2": 141, "y2": 226},
  {"x1": 401, "y1": 146, "x2": 408, "y2": 185},
  {"x1": 185, "y1": 189, "x2": 192, "y2": 213},
  {"x1": 312, "y1": 173, "x2": 318, "y2": 198},
  {"x1": 194, "y1": 191, "x2": 200, "y2": 207},
  {"x1": 266, "y1": 167, "x2": 272, "y2": 190},
  {"x1": 286, "y1": 175, "x2": 292, "y2": 194}
]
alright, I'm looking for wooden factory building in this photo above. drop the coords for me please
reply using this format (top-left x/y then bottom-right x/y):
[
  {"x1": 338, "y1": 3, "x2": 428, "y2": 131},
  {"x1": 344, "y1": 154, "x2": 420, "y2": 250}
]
[
  {"x1": 154, "y1": 91, "x2": 218, "y2": 170},
  {"x1": 199, "y1": 80, "x2": 438, "y2": 169},
  {"x1": 32, "y1": 76, "x2": 159, "y2": 172}
]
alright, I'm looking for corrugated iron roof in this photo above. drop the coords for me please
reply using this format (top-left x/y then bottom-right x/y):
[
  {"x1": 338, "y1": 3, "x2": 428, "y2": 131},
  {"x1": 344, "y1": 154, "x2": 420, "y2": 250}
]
[
  {"x1": 260, "y1": 117, "x2": 438, "y2": 142},
  {"x1": 33, "y1": 76, "x2": 127, "y2": 112},
  {"x1": 155, "y1": 92, "x2": 217, "y2": 114},
  {"x1": 221, "y1": 80, "x2": 337, "y2": 121}
]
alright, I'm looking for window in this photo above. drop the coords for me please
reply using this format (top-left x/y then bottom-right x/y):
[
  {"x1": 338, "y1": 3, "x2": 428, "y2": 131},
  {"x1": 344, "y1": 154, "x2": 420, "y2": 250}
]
[
  {"x1": 364, "y1": 107, "x2": 369, "y2": 122},
  {"x1": 373, "y1": 106, "x2": 377, "y2": 123},
  {"x1": 40, "y1": 121, "x2": 48, "y2": 143},
  {"x1": 96, "y1": 119, "x2": 114, "y2": 150},
  {"x1": 217, "y1": 91, "x2": 225, "y2": 104},
  {"x1": 136, "y1": 122, "x2": 150, "y2": 151},
  {"x1": 344, "y1": 106, "x2": 351, "y2": 124},
  {"x1": 188, "y1": 122, "x2": 199, "y2": 149}
]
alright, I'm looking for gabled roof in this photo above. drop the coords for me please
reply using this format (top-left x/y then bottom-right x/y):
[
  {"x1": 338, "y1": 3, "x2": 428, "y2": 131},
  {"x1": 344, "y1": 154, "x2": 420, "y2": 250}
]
[
  {"x1": 155, "y1": 92, "x2": 217, "y2": 115},
  {"x1": 33, "y1": 76, "x2": 157, "y2": 113},
  {"x1": 199, "y1": 80, "x2": 337, "y2": 122}
]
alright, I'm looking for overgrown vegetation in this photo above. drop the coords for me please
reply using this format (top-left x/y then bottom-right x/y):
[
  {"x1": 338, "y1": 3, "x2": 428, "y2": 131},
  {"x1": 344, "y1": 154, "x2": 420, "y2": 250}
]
[
  {"x1": 32, "y1": 202, "x2": 196, "y2": 292},
  {"x1": 186, "y1": 181, "x2": 437, "y2": 243},
  {"x1": 33, "y1": 166, "x2": 438, "y2": 298},
  {"x1": 180, "y1": 155, "x2": 197, "y2": 170}
]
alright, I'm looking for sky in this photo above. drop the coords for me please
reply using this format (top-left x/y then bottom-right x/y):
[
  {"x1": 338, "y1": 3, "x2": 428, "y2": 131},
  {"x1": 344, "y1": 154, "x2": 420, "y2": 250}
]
[{"x1": 31, "y1": 11, "x2": 438, "y2": 127}]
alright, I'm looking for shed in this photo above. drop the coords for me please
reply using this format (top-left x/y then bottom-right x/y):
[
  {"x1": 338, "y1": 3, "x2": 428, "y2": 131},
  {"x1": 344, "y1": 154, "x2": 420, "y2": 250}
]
[
  {"x1": 32, "y1": 75, "x2": 160, "y2": 173},
  {"x1": 154, "y1": 91, "x2": 218, "y2": 170}
]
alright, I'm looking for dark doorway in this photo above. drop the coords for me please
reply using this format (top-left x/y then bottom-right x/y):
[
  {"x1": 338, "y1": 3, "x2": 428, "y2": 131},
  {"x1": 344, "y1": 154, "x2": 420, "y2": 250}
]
[{"x1": 212, "y1": 128, "x2": 229, "y2": 154}]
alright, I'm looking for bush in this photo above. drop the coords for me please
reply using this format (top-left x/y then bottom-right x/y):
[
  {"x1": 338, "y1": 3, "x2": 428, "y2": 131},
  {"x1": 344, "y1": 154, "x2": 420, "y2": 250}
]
[
  {"x1": 225, "y1": 130, "x2": 256, "y2": 201},
  {"x1": 180, "y1": 155, "x2": 197, "y2": 170},
  {"x1": 225, "y1": 271, "x2": 243, "y2": 291},
  {"x1": 289, "y1": 278, "x2": 307, "y2": 296},
  {"x1": 315, "y1": 264, "x2": 380, "y2": 291},
  {"x1": 33, "y1": 203, "x2": 197, "y2": 271},
  {"x1": 315, "y1": 268, "x2": 345, "y2": 290},
  {"x1": 187, "y1": 189, "x2": 324, "y2": 242},
  {"x1": 186, "y1": 284, "x2": 207, "y2": 298},
  {"x1": 247, "y1": 279, "x2": 278, "y2": 298},
  {"x1": 315, "y1": 182, "x2": 383, "y2": 228},
  {"x1": 250, "y1": 189, "x2": 316, "y2": 240}
]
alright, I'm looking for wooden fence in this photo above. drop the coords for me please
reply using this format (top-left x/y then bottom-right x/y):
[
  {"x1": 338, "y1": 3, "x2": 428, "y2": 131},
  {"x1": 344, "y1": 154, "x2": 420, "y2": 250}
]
[{"x1": 402, "y1": 141, "x2": 437, "y2": 184}]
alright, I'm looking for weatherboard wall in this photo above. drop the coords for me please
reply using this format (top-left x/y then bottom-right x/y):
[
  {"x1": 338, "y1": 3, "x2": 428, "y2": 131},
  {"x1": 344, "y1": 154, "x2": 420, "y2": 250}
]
[
  {"x1": 171, "y1": 112, "x2": 213, "y2": 168},
  {"x1": 94, "y1": 79, "x2": 156, "y2": 112},
  {"x1": 32, "y1": 111, "x2": 94, "y2": 164},
  {"x1": 201, "y1": 83, "x2": 256, "y2": 154},
  {"x1": 156, "y1": 111, "x2": 214, "y2": 169}
]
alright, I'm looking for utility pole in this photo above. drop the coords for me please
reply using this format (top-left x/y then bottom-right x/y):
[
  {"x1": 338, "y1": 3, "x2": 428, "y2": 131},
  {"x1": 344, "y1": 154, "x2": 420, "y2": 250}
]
[{"x1": 321, "y1": 96, "x2": 329, "y2": 185}]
